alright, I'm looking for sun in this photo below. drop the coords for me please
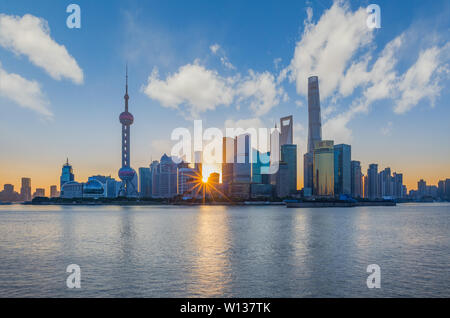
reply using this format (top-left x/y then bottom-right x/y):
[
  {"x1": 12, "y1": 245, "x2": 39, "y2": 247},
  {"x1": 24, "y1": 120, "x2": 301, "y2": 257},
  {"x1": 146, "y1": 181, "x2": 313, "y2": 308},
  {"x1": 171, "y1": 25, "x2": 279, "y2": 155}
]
[{"x1": 201, "y1": 164, "x2": 221, "y2": 184}]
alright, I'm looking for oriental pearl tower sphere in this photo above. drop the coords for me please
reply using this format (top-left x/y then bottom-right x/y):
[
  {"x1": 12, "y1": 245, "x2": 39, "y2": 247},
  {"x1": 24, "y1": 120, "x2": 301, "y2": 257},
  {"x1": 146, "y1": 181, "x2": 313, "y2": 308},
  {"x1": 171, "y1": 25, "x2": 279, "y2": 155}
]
[{"x1": 118, "y1": 66, "x2": 138, "y2": 197}]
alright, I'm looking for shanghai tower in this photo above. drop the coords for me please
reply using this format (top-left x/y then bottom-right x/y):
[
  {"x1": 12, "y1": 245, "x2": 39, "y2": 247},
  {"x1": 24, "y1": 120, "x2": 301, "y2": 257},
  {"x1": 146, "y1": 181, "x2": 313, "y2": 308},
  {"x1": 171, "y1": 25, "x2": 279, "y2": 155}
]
[
  {"x1": 303, "y1": 76, "x2": 322, "y2": 192},
  {"x1": 118, "y1": 66, "x2": 138, "y2": 197}
]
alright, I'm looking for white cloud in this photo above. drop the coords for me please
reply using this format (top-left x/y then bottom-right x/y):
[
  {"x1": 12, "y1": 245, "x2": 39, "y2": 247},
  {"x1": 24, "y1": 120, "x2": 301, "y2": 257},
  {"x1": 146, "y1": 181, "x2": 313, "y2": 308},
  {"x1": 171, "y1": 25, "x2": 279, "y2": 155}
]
[
  {"x1": 143, "y1": 60, "x2": 286, "y2": 117},
  {"x1": 210, "y1": 43, "x2": 235, "y2": 70},
  {"x1": 238, "y1": 70, "x2": 287, "y2": 116},
  {"x1": 394, "y1": 46, "x2": 446, "y2": 114},
  {"x1": 321, "y1": 105, "x2": 337, "y2": 120},
  {"x1": 322, "y1": 34, "x2": 404, "y2": 143},
  {"x1": 322, "y1": 27, "x2": 448, "y2": 142},
  {"x1": 273, "y1": 57, "x2": 282, "y2": 70},
  {"x1": 209, "y1": 43, "x2": 220, "y2": 54},
  {"x1": 0, "y1": 14, "x2": 83, "y2": 84},
  {"x1": 142, "y1": 63, "x2": 235, "y2": 117},
  {"x1": 220, "y1": 57, "x2": 235, "y2": 70},
  {"x1": 0, "y1": 62, "x2": 51, "y2": 117},
  {"x1": 305, "y1": 7, "x2": 313, "y2": 23},
  {"x1": 284, "y1": 1, "x2": 373, "y2": 99},
  {"x1": 322, "y1": 111, "x2": 353, "y2": 144},
  {"x1": 295, "y1": 100, "x2": 304, "y2": 108}
]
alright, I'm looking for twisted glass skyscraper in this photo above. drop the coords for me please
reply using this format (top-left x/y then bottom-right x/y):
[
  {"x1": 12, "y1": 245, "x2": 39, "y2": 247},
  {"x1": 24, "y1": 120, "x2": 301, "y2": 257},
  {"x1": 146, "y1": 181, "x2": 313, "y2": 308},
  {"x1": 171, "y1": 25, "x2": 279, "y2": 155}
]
[{"x1": 303, "y1": 76, "x2": 322, "y2": 192}]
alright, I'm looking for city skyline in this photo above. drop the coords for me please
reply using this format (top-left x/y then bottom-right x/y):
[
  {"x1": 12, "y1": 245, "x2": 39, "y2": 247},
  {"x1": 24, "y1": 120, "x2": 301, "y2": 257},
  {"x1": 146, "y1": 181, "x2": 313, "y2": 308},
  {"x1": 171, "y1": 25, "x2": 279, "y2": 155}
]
[{"x1": 1, "y1": 0, "x2": 449, "y2": 192}]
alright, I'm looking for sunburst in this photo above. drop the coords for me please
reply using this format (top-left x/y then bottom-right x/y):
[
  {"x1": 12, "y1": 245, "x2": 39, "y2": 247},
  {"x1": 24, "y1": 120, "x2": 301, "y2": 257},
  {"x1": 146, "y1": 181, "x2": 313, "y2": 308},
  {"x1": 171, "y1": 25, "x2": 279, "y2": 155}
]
[{"x1": 186, "y1": 169, "x2": 231, "y2": 203}]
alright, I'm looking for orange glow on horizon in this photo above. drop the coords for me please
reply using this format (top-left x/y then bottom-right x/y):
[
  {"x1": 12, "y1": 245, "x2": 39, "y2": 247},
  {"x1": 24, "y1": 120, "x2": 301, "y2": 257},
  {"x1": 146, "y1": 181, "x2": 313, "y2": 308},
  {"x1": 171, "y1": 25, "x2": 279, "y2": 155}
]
[{"x1": 1, "y1": 159, "x2": 449, "y2": 196}]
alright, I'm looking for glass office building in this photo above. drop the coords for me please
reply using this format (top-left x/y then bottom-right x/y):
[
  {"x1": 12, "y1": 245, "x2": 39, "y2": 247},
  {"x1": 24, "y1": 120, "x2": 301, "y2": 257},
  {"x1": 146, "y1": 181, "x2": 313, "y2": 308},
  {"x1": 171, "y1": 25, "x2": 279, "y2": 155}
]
[
  {"x1": 281, "y1": 144, "x2": 297, "y2": 194},
  {"x1": 313, "y1": 140, "x2": 334, "y2": 197},
  {"x1": 334, "y1": 144, "x2": 351, "y2": 195},
  {"x1": 60, "y1": 158, "x2": 74, "y2": 189}
]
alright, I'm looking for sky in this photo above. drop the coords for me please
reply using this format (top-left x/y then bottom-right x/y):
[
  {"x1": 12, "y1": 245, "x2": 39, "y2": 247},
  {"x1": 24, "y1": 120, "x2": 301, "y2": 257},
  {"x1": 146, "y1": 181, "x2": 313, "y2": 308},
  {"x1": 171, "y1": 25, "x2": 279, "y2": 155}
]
[{"x1": 0, "y1": 0, "x2": 449, "y2": 193}]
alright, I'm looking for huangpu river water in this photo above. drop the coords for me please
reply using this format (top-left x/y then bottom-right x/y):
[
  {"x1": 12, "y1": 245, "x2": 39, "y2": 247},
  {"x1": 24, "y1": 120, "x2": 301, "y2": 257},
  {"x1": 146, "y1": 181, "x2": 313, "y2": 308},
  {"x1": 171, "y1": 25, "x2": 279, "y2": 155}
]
[{"x1": 0, "y1": 203, "x2": 449, "y2": 297}]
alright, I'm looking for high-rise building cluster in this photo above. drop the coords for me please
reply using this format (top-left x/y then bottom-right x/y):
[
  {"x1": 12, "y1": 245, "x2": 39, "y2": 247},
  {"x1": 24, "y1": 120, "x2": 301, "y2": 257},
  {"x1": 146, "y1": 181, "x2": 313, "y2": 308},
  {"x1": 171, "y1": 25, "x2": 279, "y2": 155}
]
[
  {"x1": 2, "y1": 75, "x2": 449, "y2": 203},
  {"x1": 362, "y1": 164, "x2": 407, "y2": 200},
  {"x1": 0, "y1": 177, "x2": 59, "y2": 203},
  {"x1": 135, "y1": 116, "x2": 297, "y2": 201},
  {"x1": 409, "y1": 178, "x2": 450, "y2": 200},
  {"x1": 301, "y1": 76, "x2": 408, "y2": 200},
  {"x1": 58, "y1": 159, "x2": 123, "y2": 199}
]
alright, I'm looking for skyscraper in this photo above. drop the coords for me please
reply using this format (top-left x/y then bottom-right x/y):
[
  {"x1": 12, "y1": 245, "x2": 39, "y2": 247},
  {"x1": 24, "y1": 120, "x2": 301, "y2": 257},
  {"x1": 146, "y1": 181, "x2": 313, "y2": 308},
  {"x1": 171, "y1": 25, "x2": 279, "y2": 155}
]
[
  {"x1": 208, "y1": 172, "x2": 220, "y2": 184},
  {"x1": 228, "y1": 134, "x2": 251, "y2": 199},
  {"x1": 252, "y1": 149, "x2": 271, "y2": 184},
  {"x1": 233, "y1": 134, "x2": 251, "y2": 183},
  {"x1": 418, "y1": 179, "x2": 427, "y2": 197},
  {"x1": 304, "y1": 76, "x2": 322, "y2": 192},
  {"x1": 50, "y1": 185, "x2": 58, "y2": 198},
  {"x1": 60, "y1": 158, "x2": 74, "y2": 189},
  {"x1": 178, "y1": 167, "x2": 196, "y2": 196},
  {"x1": 222, "y1": 136, "x2": 234, "y2": 193},
  {"x1": 281, "y1": 144, "x2": 297, "y2": 195},
  {"x1": 378, "y1": 167, "x2": 392, "y2": 197},
  {"x1": 393, "y1": 172, "x2": 403, "y2": 198},
  {"x1": 363, "y1": 174, "x2": 369, "y2": 198},
  {"x1": 313, "y1": 140, "x2": 334, "y2": 197},
  {"x1": 334, "y1": 144, "x2": 351, "y2": 196},
  {"x1": 445, "y1": 179, "x2": 450, "y2": 199},
  {"x1": 280, "y1": 115, "x2": 293, "y2": 146},
  {"x1": 367, "y1": 164, "x2": 379, "y2": 199},
  {"x1": 194, "y1": 151, "x2": 203, "y2": 176},
  {"x1": 270, "y1": 123, "x2": 280, "y2": 173},
  {"x1": 350, "y1": 161, "x2": 362, "y2": 198},
  {"x1": 139, "y1": 167, "x2": 152, "y2": 198},
  {"x1": 150, "y1": 160, "x2": 160, "y2": 197},
  {"x1": 20, "y1": 177, "x2": 31, "y2": 202},
  {"x1": 118, "y1": 66, "x2": 138, "y2": 197},
  {"x1": 33, "y1": 188, "x2": 45, "y2": 198},
  {"x1": 307, "y1": 76, "x2": 322, "y2": 154},
  {"x1": 152, "y1": 154, "x2": 178, "y2": 198},
  {"x1": 0, "y1": 184, "x2": 20, "y2": 202},
  {"x1": 274, "y1": 162, "x2": 290, "y2": 198},
  {"x1": 251, "y1": 149, "x2": 263, "y2": 184}
]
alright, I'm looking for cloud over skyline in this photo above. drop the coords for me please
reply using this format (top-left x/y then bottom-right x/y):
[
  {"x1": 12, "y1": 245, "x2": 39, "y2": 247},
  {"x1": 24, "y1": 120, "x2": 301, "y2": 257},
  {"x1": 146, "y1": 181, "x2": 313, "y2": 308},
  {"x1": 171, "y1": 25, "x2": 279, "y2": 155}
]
[
  {"x1": 142, "y1": 63, "x2": 235, "y2": 117},
  {"x1": 0, "y1": 14, "x2": 83, "y2": 84},
  {"x1": 141, "y1": 0, "x2": 448, "y2": 147},
  {"x1": 0, "y1": 62, "x2": 51, "y2": 117},
  {"x1": 142, "y1": 61, "x2": 286, "y2": 118},
  {"x1": 0, "y1": 0, "x2": 448, "y2": 192}
]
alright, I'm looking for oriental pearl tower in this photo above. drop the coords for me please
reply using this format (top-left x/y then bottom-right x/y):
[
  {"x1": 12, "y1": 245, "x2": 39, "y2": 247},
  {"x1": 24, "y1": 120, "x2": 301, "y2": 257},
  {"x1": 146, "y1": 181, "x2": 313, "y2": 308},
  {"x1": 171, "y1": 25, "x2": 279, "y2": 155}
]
[{"x1": 118, "y1": 66, "x2": 138, "y2": 197}]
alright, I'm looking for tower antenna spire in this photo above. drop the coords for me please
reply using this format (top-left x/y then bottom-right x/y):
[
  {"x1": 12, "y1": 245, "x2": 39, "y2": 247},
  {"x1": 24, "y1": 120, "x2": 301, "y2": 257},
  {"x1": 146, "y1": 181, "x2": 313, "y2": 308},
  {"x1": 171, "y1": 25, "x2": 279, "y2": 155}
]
[
  {"x1": 124, "y1": 63, "x2": 129, "y2": 112},
  {"x1": 126, "y1": 63, "x2": 128, "y2": 95}
]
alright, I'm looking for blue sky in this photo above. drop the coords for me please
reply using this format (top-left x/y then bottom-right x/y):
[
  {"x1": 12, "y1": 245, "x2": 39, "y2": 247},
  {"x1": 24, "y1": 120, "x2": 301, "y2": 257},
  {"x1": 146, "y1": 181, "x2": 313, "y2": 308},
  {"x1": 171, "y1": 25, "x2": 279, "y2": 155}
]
[{"x1": 0, "y1": 0, "x2": 449, "y2": 191}]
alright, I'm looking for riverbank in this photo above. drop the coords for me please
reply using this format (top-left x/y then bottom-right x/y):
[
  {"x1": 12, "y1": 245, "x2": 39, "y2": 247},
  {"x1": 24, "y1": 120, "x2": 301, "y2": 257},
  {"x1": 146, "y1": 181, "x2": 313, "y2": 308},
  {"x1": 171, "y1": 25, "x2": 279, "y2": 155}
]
[
  {"x1": 286, "y1": 201, "x2": 396, "y2": 208},
  {"x1": 23, "y1": 199, "x2": 399, "y2": 207}
]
